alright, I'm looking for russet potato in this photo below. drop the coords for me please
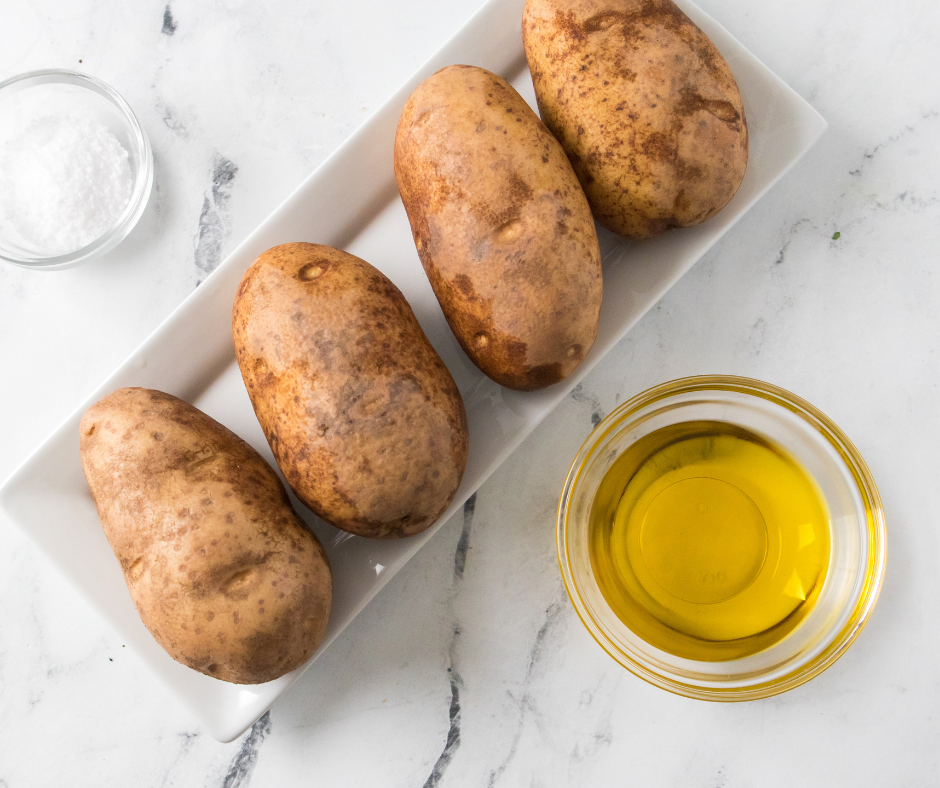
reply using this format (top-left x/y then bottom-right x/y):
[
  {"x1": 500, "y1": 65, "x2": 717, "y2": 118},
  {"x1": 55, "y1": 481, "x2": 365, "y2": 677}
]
[
  {"x1": 523, "y1": 0, "x2": 748, "y2": 239},
  {"x1": 232, "y1": 243, "x2": 469, "y2": 539},
  {"x1": 394, "y1": 65, "x2": 602, "y2": 391},
  {"x1": 80, "y1": 387, "x2": 332, "y2": 685}
]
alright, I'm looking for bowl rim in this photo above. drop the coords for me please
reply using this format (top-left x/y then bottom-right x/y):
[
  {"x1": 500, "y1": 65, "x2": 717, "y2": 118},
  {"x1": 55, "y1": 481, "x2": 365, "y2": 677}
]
[
  {"x1": 0, "y1": 68, "x2": 153, "y2": 270},
  {"x1": 556, "y1": 374, "x2": 887, "y2": 702}
]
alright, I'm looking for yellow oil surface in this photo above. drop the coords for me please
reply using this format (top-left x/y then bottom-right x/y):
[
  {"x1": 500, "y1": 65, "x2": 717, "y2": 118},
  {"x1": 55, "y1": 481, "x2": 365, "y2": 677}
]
[{"x1": 589, "y1": 421, "x2": 830, "y2": 661}]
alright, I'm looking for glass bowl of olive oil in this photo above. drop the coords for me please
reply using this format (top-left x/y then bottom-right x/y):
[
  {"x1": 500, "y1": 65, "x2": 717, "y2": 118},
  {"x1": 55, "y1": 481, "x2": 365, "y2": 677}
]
[{"x1": 558, "y1": 376, "x2": 886, "y2": 700}]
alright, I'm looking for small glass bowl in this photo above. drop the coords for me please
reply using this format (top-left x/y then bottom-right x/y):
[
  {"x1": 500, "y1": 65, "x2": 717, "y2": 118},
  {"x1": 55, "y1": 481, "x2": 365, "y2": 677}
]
[
  {"x1": 0, "y1": 69, "x2": 153, "y2": 270},
  {"x1": 557, "y1": 376, "x2": 886, "y2": 701}
]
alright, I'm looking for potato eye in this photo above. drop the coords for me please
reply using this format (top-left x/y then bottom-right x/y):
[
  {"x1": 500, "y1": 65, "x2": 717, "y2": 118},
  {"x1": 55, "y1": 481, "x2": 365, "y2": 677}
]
[
  {"x1": 127, "y1": 557, "x2": 145, "y2": 580},
  {"x1": 297, "y1": 262, "x2": 326, "y2": 281},
  {"x1": 222, "y1": 568, "x2": 257, "y2": 595}
]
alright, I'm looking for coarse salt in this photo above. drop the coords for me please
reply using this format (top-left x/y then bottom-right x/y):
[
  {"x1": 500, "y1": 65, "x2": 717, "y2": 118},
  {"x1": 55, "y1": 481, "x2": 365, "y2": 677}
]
[{"x1": 0, "y1": 115, "x2": 133, "y2": 254}]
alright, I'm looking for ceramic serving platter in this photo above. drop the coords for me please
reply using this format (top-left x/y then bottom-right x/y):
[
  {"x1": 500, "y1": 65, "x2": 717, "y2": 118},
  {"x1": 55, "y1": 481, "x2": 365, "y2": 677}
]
[{"x1": 0, "y1": 0, "x2": 826, "y2": 742}]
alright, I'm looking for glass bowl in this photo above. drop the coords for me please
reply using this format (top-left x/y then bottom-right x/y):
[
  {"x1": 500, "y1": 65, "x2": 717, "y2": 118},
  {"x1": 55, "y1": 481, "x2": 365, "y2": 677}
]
[
  {"x1": 0, "y1": 69, "x2": 153, "y2": 270},
  {"x1": 557, "y1": 376, "x2": 886, "y2": 701}
]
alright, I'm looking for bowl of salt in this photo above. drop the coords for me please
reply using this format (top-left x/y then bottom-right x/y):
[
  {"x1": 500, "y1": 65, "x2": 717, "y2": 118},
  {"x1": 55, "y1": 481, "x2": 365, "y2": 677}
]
[{"x1": 0, "y1": 70, "x2": 153, "y2": 270}]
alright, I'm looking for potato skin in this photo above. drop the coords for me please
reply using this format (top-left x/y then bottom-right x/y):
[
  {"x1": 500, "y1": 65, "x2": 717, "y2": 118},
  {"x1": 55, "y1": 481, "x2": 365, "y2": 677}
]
[
  {"x1": 522, "y1": 0, "x2": 748, "y2": 239},
  {"x1": 232, "y1": 243, "x2": 469, "y2": 539},
  {"x1": 79, "y1": 387, "x2": 332, "y2": 685},
  {"x1": 394, "y1": 65, "x2": 602, "y2": 391}
]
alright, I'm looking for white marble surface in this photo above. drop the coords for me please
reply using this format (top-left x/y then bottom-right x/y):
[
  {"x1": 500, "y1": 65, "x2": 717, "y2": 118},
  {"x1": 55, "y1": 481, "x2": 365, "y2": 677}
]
[{"x1": 1, "y1": 0, "x2": 938, "y2": 784}]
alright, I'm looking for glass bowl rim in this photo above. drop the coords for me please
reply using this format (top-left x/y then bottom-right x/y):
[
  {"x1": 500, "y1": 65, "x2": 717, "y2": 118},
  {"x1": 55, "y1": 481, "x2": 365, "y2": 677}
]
[
  {"x1": 0, "y1": 68, "x2": 153, "y2": 269},
  {"x1": 556, "y1": 374, "x2": 887, "y2": 701}
]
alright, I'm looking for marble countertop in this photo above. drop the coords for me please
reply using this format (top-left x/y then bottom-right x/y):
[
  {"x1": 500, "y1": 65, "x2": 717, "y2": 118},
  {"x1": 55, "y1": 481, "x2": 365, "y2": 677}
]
[{"x1": 1, "y1": 0, "x2": 938, "y2": 784}]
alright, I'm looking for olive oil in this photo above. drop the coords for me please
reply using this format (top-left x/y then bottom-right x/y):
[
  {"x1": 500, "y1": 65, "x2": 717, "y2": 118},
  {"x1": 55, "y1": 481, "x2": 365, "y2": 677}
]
[{"x1": 589, "y1": 421, "x2": 830, "y2": 661}]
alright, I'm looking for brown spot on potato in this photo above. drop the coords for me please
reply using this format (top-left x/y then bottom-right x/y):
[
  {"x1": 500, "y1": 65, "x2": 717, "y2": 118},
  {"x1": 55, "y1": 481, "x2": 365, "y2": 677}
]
[
  {"x1": 675, "y1": 88, "x2": 741, "y2": 125},
  {"x1": 454, "y1": 273, "x2": 475, "y2": 297},
  {"x1": 673, "y1": 188, "x2": 690, "y2": 212},
  {"x1": 640, "y1": 130, "x2": 675, "y2": 162},
  {"x1": 525, "y1": 362, "x2": 565, "y2": 388},
  {"x1": 646, "y1": 217, "x2": 672, "y2": 235}
]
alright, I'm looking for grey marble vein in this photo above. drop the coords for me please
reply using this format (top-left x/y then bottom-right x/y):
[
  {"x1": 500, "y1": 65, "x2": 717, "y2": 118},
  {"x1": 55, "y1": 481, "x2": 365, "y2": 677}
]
[
  {"x1": 157, "y1": 732, "x2": 198, "y2": 788},
  {"x1": 422, "y1": 635, "x2": 462, "y2": 788},
  {"x1": 570, "y1": 383, "x2": 604, "y2": 428},
  {"x1": 158, "y1": 101, "x2": 189, "y2": 137},
  {"x1": 851, "y1": 110, "x2": 939, "y2": 177},
  {"x1": 773, "y1": 217, "x2": 815, "y2": 266},
  {"x1": 421, "y1": 494, "x2": 478, "y2": 787},
  {"x1": 486, "y1": 599, "x2": 566, "y2": 788},
  {"x1": 453, "y1": 493, "x2": 476, "y2": 581},
  {"x1": 221, "y1": 712, "x2": 271, "y2": 788},
  {"x1": 194, "y1": 154, "x2": 238, "y2": 284},
  {"x1": 161, "y1": 5, "x2": 177, "y2": 36}
]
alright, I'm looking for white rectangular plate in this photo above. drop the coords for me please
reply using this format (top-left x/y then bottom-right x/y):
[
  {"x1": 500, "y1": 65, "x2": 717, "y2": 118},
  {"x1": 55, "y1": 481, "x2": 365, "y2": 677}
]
[{"x1": 0, "y1": 0, "x2": 825, "y2": 743}]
